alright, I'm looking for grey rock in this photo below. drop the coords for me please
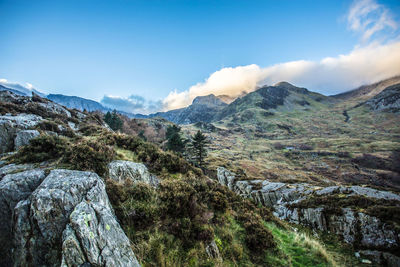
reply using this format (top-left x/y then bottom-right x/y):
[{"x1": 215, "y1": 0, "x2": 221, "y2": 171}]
[
  {"x1": 0, "y1": 114, "x2": 43, "y2": 153},
  {"x1": 217, "y1": 167, "x2": 236, "y2": 190},
  {"x1": 0, "y1": 169, "x2": 46, "y2": 266},
  {"x1": 38, "y1": 101, "x2": 71, "y2": 117},
  {"x1": 14, "y1": 129, "x2": 40, "y2": 150},
  {"x1": 216, "y1": 166, "x2": 400, "y2": 259},
  {"x1": 11, "y1": 169, "x2": 140, "y2": 266},
  {"x1": 108, "y1": 160, "x2": 159, "y2": 186},
  {"x1": 205, "y1": 240, "x2": 221, "y2": 259},
  {"x1": 67, "y1": 121, "x2": 78, "y2": 131},
  {"x1": 0, "y1": 163, "x2": 35, "y2": 180},
  {"x1": 359, "y1": 250, "x2": 400, "y2": 267},
  {"x1": 365, "y1": 83, "x2": 400, "y2": 112}
]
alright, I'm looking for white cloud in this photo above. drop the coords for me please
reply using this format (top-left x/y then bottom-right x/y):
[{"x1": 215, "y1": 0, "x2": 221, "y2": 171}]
[
  {"x1": 161, "y1": 0, "x2": 400, "y2": 111},
  {"x1": 162, "y1": 40, "x2": 400, "y2": 110},
  {"x1": 162, "y1": 64, "x2": 266, "y2": 110},
  {"x1": 348, "y1": 0, "x2": 397, "y2": 42}
]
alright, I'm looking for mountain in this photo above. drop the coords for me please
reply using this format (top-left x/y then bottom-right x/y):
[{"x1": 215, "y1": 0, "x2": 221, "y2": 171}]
[
  {"x1": 148, "y1": 94, "x2": 227, "y2": 124},
  {"x1": 331, "y1": 76, "x2": 400, "y2": 102},
  {"x1": 213, "y1": 82, "x2": 330, "y2": 122},
  {"x1": 0, "y1": 83, "x2": 45, "y2": 97},
  {"x1": 364, "y1": 83, "x2": 400, "y2": 113},
  {"x1": 47, "y1": 94, "x2": 109, "y2": 112}
]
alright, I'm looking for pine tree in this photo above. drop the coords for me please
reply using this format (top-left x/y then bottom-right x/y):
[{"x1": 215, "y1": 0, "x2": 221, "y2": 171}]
[
  {"x1": 104, "y1": 110, "x2": 123, "y2": 131},
  {"x1": 190, "y1": 130, "x2": 209, "y2": 167},
  {"x1": 166, "y1": 125, "x2": 185, "y2": 153}
]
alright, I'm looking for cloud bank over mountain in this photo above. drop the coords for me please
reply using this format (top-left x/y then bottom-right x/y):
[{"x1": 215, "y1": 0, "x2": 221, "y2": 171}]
[{"x1": 161, "y1": 0, "x2": 400, "y2": 110}]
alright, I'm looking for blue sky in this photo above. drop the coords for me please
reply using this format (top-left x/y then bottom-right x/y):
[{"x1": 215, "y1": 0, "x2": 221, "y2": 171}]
[{"x1": 1, "y1": 0, "x2": 399, "y2": 113}]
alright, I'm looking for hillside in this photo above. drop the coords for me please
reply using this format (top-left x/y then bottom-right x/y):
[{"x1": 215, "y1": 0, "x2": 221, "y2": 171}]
[
  {"x1": 1, "y1": 78, "x2": 400, "y2": 266},
  {"x1": 149, "y1": 94, "x2": 227, "y2": 124},
  {"x1": 331, "y1": 76, "x2": 400, "y2": 103},
  {"x1": 0, "y1": 90, "x2": 368, "y2": 266}
]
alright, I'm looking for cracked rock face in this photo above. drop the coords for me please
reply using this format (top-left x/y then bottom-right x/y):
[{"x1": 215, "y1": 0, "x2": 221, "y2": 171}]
[
  {"x1": 108, "y1": 160, "x2": 159, "y2": 186},
  {"x1": 217, "y1": 167, "x2": 400, "y2": 262},
  {"x1": 0, "y1": 167, "x2": 140, "y2": 267},
  {"x1": 14, "y1": 129, "x2": 40, "y2": 150},
  {"x1": 0, "y1": 114, "x2": 43, "y2": 153}
]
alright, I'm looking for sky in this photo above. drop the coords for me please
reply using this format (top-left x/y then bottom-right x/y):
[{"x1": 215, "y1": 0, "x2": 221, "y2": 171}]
[{"x1": 1, "y1": 0, "x2": 399, "y2": 114}]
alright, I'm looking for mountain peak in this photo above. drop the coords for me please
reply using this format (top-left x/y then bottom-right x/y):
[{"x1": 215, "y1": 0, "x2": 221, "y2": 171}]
[
  {"x1": 274, "y1": 81, "x2": 295, "y2": 88},
  {"x1": 192, "y1": 94, "x2": 226, "y2": 106}
]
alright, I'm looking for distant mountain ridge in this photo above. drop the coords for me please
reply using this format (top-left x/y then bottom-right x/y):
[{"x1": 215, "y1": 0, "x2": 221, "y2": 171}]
[
  {"x1": 47, "y1": 94, "x2": 108, "y2": 112},
  {"x1": 1, "y1": 77, "x2": 399, "y2": 124}
]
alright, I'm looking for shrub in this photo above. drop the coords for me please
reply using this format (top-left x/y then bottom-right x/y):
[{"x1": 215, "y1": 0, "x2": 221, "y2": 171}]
[
  {"x1": 12, "y1": 135, "x2": 68, "y2": 163},
  {"x1": 238, "y1": 212, "x2": 275, "y2": 253},
  {"x1": 78, "y1": 123, "x2": 104, "y2": 136},
  {"x1": 64, "y1": 139, "x2": 115, "y2": 176},
  {"x1": 106, "y1": 180, "x2": 159, "y2": 230}
]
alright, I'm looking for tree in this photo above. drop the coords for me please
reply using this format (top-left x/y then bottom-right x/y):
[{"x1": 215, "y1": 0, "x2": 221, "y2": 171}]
[
  {"x1": 104, "y1": 110, "x2": 123, "y2": 131},
  {"x1": 166, "y1": 125, "x2": 185, "y2": 153},
  {"x1": 190, "y1": 130, "x2": 209, "y2": 167}
]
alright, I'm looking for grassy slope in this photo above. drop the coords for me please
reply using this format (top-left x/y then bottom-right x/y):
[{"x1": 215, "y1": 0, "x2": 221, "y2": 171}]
[{"x1": 185, "y1": 96, "x2": 400, "y2": 190}]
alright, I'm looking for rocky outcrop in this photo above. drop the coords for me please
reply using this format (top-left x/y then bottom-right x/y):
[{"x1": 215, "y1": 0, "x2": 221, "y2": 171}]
[
  {"x1": 0, "y1": 163, "x2": 35, "y2": 180},
  {"x1": 0, "y1": 114, "x2": 43, "y2": 153},
  {"x1": 0, "y1": 167, "x2": 140, "y2": 266},
  {"x1": 108, "y1": 160, "x2": 159, "y2": 186},
  {"x1": 365, "y1": 83, "x2": 400, "y2": 112},
  {"x1": 216, "y1": 167, "x2": 400, "y2": 263},
  {"x1": 14, "y1": 129, "x2": 40, "y2": 150},
  {"x1": 0, "y1": 169, "x2": 46, "y2": 266}
]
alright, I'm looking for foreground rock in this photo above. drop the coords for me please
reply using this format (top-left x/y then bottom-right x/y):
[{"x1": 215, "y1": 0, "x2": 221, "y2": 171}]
[
  {"x1": 0, "y1": 166, "x2": 140, "y2": 266},
  {"x1": 108, "y1": 160, "x2": 159, "y2": 186},
  {"x1": 217, "y1": 167, "x2": 400, "y2": 265}
]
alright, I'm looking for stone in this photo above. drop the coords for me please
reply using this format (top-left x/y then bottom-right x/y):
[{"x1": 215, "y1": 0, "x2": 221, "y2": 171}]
[
  {"x1": 38, "y1": 101, "x2": 71, "y2": 117},
  {"x1": 108, "y1": 160, "x2": 159, "y2": 186},
  {"x1": 0, "y1": 114, "x2": 43, "y2": 153},
  {"x1": 8, "y1": 169, "x2": 140, "y2": 266},
  {"x1": 205, "y1": 240, "x2": 221, "y2": 259},
  {"x1": 0, "y1": 163, "x2": 35, "y2": 180},
  {"x1": 215, "y1": 166, "x2": 400, "y2": 262},
  {"x1": 0, "y1": 169, "x2": 46, "y2": 266},
  {"x1": 14, "y1": 129, "x2": 40, "y2": 150}
]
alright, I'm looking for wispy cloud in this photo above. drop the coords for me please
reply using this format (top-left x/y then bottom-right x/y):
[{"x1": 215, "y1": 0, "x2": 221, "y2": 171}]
[
  {"x1": 101, "y1": 94, "x2": 162, "y2": 114},
  {"x1": 347, "y1": 0, "x2": 397, "y2": 42}
]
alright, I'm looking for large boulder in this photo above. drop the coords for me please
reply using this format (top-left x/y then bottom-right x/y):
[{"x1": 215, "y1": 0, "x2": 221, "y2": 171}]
[
  {"x1": 14, "y1": 129, "x2": 40, "y2": 150},
  {"x1": 0, "y1": 114, "x2": 43, "y2": 153},
  {"x1": 0, "y1": 169, "x2": 46, "y2": 266},
  {"x1": 0, "y1": 167, "x2": 140, "y2": 266},
  {"x1": 108, "y1": 160, "x2": 159, "y2": 186}
]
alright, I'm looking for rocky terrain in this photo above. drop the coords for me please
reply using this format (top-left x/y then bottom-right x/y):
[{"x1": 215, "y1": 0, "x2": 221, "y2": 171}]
[
  {"x1": 217, "y1": 167, "x2": 400, "y2": 265},
  {"x1": 1, "y1": 78, "x2": 400, "y2": 266}
]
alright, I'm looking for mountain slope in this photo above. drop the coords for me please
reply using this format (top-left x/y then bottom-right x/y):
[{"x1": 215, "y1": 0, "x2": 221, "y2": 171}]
[
  {"x1": 47, "y1": 94, "x2": 109, "y2": 112},
  {"x1": 363, "y1": 83, "x2": 400, "y2": 113},
  {"x1": 331, "y1": 76, "x2": 400, "y2": 103},
  {"x1": 213, "y1": 82, "x2": 330, "y2": 122},
  {"x1": 149, "y1": 94, "x2": 227, "y2": 124}
]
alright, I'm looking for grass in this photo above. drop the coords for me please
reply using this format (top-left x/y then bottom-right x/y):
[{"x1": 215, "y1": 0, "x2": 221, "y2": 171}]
[{"x1": 265, "y1": 222, "x2": 340, "y2": 267}]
